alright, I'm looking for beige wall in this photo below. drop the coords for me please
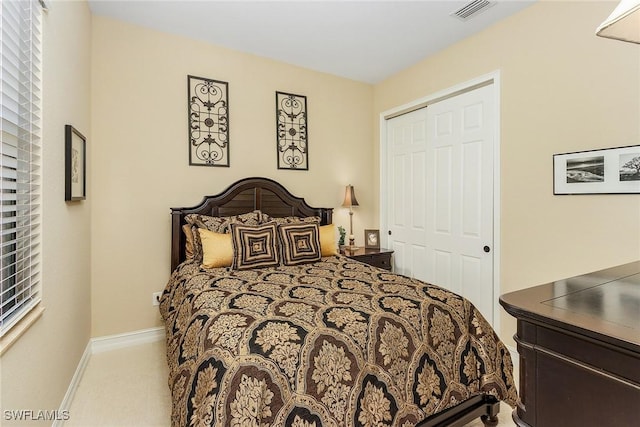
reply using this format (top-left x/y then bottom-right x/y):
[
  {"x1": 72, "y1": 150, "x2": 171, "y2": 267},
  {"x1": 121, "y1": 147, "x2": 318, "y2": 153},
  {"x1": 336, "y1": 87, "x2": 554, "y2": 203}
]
[
  {"x1": 0, "y1": 1, "x2": 92, "y2": 424},
  {"x1": 373, "y1": 0, "x2": 640, "y2": 344},
  {"x1": 90, "y1": 17, "x2": 374, "y2": 336}
]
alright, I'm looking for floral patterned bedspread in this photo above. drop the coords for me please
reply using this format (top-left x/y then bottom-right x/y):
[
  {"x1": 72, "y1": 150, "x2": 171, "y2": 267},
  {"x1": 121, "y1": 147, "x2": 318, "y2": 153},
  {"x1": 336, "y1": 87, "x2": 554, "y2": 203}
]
[{"x1": 160, "y1": 256, "x2": 517, "y2": 427}]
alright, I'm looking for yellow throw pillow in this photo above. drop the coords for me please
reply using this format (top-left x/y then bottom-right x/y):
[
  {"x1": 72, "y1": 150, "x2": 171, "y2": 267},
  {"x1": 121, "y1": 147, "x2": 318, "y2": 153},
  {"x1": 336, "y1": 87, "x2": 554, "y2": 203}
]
[
  {"x1": 319, "y1": 224, "x2": 339, "y2": 256},
  {"x1": 198, "y1": 228, "x2": 233, "y2": 268}
]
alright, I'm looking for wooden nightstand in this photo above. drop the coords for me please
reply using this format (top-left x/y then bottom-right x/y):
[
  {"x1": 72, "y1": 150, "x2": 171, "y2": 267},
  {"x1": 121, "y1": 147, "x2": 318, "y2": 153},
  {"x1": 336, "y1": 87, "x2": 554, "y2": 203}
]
[{"x1": 340, "y1": 247, "x2": 394, "y2": 271}]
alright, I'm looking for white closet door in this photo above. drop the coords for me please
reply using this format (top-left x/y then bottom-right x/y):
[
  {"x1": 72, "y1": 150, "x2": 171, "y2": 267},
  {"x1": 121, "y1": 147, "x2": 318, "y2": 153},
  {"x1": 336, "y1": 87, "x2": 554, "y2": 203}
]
[
  {"x1": 386, "y1": 108, "x2": 429, "y2": 281},
  {"x1": 425, "y1": 84, "x2": 494, "y2": 322},
  {"x1": 386, "y1": 84, "x2": 495, "y2": 324}
]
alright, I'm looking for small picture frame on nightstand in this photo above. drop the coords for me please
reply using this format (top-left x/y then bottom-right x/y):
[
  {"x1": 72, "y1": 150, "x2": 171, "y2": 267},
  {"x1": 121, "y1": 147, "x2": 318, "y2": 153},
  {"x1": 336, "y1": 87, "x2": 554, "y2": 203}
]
[{"x1": 364, "y1": 229, "x2": 380, "y2": 249}]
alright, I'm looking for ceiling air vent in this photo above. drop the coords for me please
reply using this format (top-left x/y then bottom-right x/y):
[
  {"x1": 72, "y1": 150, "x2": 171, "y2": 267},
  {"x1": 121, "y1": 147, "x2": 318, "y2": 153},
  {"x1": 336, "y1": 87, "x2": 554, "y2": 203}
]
[{"x1": 451, "y1": 0, "x2": 496, "y2": 21}]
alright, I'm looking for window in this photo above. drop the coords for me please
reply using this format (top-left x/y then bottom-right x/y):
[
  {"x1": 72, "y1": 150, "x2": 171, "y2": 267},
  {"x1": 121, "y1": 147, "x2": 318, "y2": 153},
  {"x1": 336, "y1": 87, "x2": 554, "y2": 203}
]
[{"x1": 1, "y1": 0, "x2": 44, "y2": 336}]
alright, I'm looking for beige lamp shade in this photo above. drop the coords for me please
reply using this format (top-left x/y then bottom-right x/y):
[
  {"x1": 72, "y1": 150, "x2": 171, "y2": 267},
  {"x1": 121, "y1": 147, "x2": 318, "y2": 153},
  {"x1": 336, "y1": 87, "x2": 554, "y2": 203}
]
[
  {"x1": 342, "y1": 185, "x2": 359, "y2": 208},
  {"x1": 596, "y1": 0, "x2": 640, "y2": 44}
]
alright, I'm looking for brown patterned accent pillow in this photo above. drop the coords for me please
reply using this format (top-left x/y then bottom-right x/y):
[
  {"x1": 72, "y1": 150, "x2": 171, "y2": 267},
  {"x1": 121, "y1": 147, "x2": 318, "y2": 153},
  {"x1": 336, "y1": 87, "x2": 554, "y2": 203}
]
[
  {"x1": 263, "y1": 214, "x2": 321, "y2": 225},
  {"x1": 277, "y1": 223, "x2": 322, "y2": 266},
  {"x1": 182, "y1": 224, "x2": 195, "y2": 260},
  {"x1": 185, "y1": 210, "x2": 263, "y2": 233},
  {"x1": 185, "y1": 211, "x2": 265, "y2": 262},
  {"x1": 256, "y1": 211, "x2": 272, "y2": 223},
  {"x1": 230, "y1": 222, "x2": 280, "y2": 270}
]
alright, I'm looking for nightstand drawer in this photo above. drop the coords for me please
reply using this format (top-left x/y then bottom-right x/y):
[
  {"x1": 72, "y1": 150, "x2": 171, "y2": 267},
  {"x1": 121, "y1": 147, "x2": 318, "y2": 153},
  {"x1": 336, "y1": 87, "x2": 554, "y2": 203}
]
[
  {"x1": 357, "y1": 254, "x2": 391, "y2": 270},
  {"x1": 341, "y1": 248, "x2": 394, "y2": 271}
]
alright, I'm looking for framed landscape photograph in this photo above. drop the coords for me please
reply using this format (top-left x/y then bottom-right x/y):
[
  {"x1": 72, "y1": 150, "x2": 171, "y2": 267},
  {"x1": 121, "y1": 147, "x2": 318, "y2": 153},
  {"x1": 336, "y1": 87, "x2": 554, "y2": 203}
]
[
  {"x1": 553, "y1": 145, "x2": 640, "y2": 195},
  {"x1": 65, "y1": 125, "x2": 86, "y2": 201}
]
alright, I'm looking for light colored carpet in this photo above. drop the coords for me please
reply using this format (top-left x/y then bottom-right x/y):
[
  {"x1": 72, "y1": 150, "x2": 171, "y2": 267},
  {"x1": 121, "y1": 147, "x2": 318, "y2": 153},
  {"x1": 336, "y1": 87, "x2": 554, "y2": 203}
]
[
  {"x1": 66, "y1": 340, "x2": 171, "y2": 427},
  {"x1": 66, "y1": 340, "x2": 517, "y2": 426}
]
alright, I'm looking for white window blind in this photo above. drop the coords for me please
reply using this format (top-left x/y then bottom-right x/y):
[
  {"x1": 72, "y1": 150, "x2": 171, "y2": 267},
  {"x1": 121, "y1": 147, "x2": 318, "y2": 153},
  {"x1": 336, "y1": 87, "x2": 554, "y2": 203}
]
[{"x1": 1, "y1": 0, "x2": 43, "y2": 335}]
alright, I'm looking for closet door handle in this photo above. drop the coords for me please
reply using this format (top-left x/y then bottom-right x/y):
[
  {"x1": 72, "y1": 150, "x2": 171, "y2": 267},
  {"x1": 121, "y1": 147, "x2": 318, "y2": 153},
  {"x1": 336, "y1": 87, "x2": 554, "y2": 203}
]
[{"x1": 483, "y1": 246, "x2": 491, "y2": 253}]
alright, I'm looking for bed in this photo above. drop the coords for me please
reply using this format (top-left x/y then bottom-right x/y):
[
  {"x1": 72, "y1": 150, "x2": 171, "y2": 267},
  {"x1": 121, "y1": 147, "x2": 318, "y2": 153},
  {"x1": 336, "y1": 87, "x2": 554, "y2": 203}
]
[{"x1": 160, "y1": 177, "x2": 517, "y2": 427}]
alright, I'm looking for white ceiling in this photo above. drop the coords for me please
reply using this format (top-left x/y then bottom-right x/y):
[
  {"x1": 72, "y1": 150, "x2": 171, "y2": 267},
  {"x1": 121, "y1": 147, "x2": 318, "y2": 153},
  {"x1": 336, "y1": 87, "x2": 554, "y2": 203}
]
[{"x1": 87, "y1": 0, "x2": 537, "y2": 84}]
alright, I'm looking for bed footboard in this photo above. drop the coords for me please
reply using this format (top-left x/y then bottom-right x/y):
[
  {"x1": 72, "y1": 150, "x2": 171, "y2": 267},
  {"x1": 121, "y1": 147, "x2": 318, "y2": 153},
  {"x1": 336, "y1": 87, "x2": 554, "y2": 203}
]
[{"x1": 417, "y1": 395, "x2": 500, "y2": 427}]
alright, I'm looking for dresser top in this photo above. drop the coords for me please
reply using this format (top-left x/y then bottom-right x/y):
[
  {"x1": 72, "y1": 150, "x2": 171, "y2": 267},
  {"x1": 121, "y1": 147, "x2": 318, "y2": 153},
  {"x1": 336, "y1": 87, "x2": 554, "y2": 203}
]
[{"x1": 500, "y1": 261, "x2": 640, "y2": 352}]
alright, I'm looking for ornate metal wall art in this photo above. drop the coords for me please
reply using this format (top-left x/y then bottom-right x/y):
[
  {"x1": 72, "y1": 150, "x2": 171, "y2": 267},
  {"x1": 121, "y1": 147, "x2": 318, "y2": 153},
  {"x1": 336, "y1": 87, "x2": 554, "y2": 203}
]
[
  {"x1": 276, "y1": 91, "x2": 308, "y2": 170},
  {"x1": 188, "y1": 75, "x2": 229, "y2": 166}
]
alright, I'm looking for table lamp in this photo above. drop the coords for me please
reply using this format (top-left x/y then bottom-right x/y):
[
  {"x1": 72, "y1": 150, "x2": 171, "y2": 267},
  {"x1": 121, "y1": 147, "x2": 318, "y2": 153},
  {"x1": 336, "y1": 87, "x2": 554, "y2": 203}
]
[{"x1": 342, "y1": 185, "x2": 359, "y2": 248}]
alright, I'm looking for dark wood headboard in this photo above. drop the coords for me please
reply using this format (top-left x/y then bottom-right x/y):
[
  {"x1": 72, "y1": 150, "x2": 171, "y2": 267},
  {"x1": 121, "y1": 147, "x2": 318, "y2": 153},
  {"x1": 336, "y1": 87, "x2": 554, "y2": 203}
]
[{"x1": 170, "y1": 177, "x2": 333, "y2": 271}]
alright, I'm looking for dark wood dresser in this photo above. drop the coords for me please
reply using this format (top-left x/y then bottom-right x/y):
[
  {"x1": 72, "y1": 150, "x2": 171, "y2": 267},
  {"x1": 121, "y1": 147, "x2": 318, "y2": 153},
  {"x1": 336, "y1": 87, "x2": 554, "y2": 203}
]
[
  {"x1": 341, "y1": 247, "x2": 393, "y2": 271},
  {"x1": 500, "y1": 262, "x2": 640, "y2": 427}
]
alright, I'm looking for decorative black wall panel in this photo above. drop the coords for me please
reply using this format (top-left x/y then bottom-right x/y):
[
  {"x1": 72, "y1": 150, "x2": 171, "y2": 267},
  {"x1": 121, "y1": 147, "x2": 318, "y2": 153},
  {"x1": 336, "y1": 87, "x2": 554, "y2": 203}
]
[
  {"x1": 188, "y1": 75, "x2": 229, "y2": 166},
  {"x1": 276, "y1": 91, "x2": 308, "y2": 170}
]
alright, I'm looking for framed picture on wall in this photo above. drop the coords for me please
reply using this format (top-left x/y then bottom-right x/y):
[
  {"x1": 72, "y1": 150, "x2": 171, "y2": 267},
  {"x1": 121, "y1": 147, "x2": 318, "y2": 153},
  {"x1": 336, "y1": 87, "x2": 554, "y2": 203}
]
[
  {"x1": 553, "y1": 145, "x2": 640, "y2": 194},
  {"x1": 65, "y1": 125, "x2": 86, "y2": 201}
]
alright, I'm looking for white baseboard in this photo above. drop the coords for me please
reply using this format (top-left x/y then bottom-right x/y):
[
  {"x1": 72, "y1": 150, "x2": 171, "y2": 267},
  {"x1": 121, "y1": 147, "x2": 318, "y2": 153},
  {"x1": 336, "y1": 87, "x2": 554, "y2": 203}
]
[
  {"x1": 91, "y1": 326, "x2": 165, "y2": 354},
  {"x1": 53, "y1": 341, "x2": 91, "y2": 427},
  {"x1": 55, "y1": 327, "x2": 166, "y2": 426}
]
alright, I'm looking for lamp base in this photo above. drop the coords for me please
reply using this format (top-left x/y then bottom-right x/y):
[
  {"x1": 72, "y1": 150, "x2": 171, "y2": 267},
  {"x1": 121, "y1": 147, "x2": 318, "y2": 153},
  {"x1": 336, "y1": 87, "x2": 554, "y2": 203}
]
[{"x1": 343, "y1": 246, "x2": 359, "y2": 255}]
